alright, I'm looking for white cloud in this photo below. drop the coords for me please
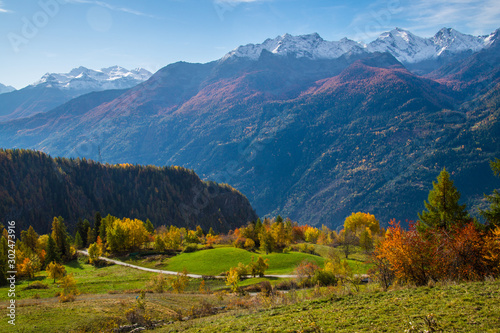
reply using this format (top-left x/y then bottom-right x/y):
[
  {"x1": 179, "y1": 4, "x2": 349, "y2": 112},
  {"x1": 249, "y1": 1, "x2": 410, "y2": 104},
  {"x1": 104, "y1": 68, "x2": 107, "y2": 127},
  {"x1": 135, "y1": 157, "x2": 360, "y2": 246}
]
[
  {"x1": 67, "y1": 0, "x2": 155, "y2": 18},
  {"x1": 0, "y1": 0, "x2": 11, "y2": 13}
]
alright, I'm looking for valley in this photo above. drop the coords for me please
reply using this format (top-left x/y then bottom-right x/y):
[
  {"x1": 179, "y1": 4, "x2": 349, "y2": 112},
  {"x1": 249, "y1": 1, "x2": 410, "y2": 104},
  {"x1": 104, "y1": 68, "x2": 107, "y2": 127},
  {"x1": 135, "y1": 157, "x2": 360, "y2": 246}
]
[{"x1": 1, "y1": 23, "x2": 500, "y2": 333}]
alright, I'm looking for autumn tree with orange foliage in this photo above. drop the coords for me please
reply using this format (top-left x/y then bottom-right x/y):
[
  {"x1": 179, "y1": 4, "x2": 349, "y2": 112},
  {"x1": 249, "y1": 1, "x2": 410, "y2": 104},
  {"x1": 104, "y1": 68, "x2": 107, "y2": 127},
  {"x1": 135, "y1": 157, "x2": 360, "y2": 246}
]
[{"x1": 375, "y1": 220, "x2": 500, "y2": 287}]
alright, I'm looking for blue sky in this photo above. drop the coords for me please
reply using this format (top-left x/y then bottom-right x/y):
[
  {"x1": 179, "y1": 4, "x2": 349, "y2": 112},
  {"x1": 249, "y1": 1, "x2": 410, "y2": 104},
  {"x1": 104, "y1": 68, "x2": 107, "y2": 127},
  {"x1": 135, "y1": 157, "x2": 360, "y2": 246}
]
[{"x1": 1, "y1": 0, "x2": 499, "y2": 89}]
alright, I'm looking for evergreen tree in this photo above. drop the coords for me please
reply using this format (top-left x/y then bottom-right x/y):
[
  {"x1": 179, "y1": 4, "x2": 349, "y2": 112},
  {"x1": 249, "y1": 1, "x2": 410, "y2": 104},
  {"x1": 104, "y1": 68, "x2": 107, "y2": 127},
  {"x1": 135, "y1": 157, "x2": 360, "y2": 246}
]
[
  {"x1": 20, "y1": 226, "x2": 39, "y2": 253},
  {"x1": 207, "y1": 227, "x2": 216, "y2": 236},
  {"x1": 74, "y1": 231, "x2": 83, "y2": 249},
  {"x1": 87, "y1": 227, "x2": 96, "y2": 247},
  {"x1": 482, "y1": 159, "x2": 500, "y2": 227},
  {"x1": 0, "y1": 236, "x2": 8, "y2": 285},
  {"x1": 46, "y1": 234, "x2": 62, "y2": 264},
  {"x1": 51, "y1": 216, "x2": 70, "y2": 260},
  {"x1": 81, "y1": 220, "x2": 91, "y2": 245},
  {"x1": 94, "y1": 212, "x2": 102, "y2": 236},
  {"x1": 418, "y1": 168, "x2": 470, "y2": 232},
  {"x1": 145, "y1": 219, "x2": 154, "y2": 234}
]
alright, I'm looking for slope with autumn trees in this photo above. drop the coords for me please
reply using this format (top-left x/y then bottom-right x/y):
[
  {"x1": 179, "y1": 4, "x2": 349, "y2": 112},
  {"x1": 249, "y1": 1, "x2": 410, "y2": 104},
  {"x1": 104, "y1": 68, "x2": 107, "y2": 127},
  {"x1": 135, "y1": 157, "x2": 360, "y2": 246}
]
[
  {"x1": 1, "y1": 42, "x2": 500, "y2": 228},
  {"x1": 0, "y1": 149, "x2": 257, "y2": 234}
]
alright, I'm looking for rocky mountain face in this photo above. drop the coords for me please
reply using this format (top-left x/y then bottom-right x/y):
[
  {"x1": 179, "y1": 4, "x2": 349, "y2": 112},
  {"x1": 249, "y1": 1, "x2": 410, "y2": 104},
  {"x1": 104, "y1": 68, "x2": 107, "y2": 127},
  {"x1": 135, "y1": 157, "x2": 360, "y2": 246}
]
[{"x1": 0, "y1": 28, "x2": 499, "y2": 228}]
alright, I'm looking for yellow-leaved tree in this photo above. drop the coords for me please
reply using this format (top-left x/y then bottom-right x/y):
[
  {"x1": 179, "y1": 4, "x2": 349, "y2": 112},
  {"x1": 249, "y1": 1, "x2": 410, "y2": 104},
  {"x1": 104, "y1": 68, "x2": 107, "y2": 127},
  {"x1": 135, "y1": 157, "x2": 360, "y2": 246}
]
[
  {"x1": 344, "y1": 212, "x2": 380, "y2": 235},
  {"x1": 106, "y1": 218, "x2": 149, "y2": 253},
  {"x1": 46, "y1": 261, "x2": 66, "y2": 283}
]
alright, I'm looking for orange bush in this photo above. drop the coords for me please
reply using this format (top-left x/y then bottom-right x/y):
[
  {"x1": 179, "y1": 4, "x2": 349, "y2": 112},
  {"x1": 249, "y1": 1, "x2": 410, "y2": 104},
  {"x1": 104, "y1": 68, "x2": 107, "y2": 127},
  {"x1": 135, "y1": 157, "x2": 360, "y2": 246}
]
[{"x1": 375, "y1": 220, "x2": 496, "y2": 286}]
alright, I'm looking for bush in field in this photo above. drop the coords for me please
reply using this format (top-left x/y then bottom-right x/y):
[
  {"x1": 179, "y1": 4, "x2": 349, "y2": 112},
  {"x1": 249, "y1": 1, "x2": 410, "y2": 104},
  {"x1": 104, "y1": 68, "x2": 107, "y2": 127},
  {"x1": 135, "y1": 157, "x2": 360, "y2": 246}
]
[
  {"x1": 59, "y1": 273, "x2": 78, "y2": 302},
  {"x1": 168, "y1": 269, "x2": 189, "y2": 293},
  {"x1": 147, "y1": 274, "x2": 168, "y2": 293},
  {"x1": 226, "y1": 267, "x2": 240, "y2": 293},
  {"x1": 248, "y1": 256, "x2": 269, "y2": 277},
  {"x1": 295, "y1": 260, "x2": 320, "y2": 287}
]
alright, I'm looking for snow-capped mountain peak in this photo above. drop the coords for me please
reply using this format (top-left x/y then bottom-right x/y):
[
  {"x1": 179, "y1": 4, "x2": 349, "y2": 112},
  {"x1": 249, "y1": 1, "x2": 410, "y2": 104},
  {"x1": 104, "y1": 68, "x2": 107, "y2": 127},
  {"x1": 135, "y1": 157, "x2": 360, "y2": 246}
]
[
  {"x1": 223, "y1": 32, "x2": 364, "y2": 61},
  {"x1": 224, "y1": 27, "x2": 499, "y2": 64},
  {"x1": 431, "y1": 28, "x2": 488, "y2": 56},
  {"x1": 367, "y1": 28, "x2": 436, "y2": 63},
  {"x1": 32, "y1": 66, "x2": 153, "y2": 92}
]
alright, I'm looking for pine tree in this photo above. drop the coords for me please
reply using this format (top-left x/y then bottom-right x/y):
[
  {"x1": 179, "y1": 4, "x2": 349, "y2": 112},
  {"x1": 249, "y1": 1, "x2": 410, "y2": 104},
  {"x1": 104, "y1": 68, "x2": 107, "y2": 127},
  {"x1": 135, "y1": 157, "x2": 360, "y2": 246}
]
[
  {"x1": 418, "y1": 168, "x2": 470, "y2": 232},
  {"x1": 21, "y1": 226, "x2": 39, "y2": 253},
  {"x1": 482, "y1": 159, "x2": 500, "y2": 227},
  {"x1": 74, "y1": 232, "x2": 83, "y2": 249},
  {"x1": 94, "y1": 212, "x2": 102, "y2": 236},
  {"x1": 86, "y1": 227, "x2": 96, "y2": 247},
  {"x1": 51, "y1": 216, "x2": 70, "y2": 260},
  {"x1": 46, "y1": 234, "x2": 62, "y2": 264},
  {"x1": 145, "y1": 219, "x2": 154, "y2": 234},
  {"x1": 0, "y1": 236, "x2": 8, "y2": 285}
]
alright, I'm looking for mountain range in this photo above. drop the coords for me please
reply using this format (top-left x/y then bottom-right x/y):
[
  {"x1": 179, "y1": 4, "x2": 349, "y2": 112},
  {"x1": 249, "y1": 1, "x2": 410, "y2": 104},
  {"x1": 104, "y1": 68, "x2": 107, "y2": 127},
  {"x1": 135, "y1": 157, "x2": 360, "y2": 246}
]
[
  {"x1": 0, "y1": 66, "x2": 152, "y2": 121},
  {"x1": 1, "y1": 27, "x2": 499, "y2": 228}
]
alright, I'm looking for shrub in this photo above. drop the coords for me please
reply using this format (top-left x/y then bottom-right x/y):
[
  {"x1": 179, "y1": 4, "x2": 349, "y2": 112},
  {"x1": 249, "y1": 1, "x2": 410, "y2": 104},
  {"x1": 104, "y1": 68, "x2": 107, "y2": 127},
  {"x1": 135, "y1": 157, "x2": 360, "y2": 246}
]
[
  {"x1": 296, "y1": 260, "x2": 320, "y2": 286},
  {"x1": 233, "y1": 237, "x2": 246, "y2": 249},
  {"x1": 375, "y1": 220, "x2": 499, "y2": 286},
  {"x1": 58, "y1": 273, "x2": 79, "y2": 303},
  {"x1": 248, "y1": 256, "x2": 269, "y2": 277},
  {"x1": 244, "y1": 238, "x2": 256, "y2": 250},
  {"x1": 275, "y1": 280, "x2": 298, "y2": 291},
  {"x1": 259, "y1": 281, "x2": 273, "y2": 296},
  {"x1": 182, "y1": 243, "x2": 199, "y2": 253},
  {"x1": 312, "y1": 269, "x2": 337, "y2": 287},
  {"x1": 24, "y1": 281, "x2": 49, "y2": 290},
  {"x1": 168, "y1": 269, "x2": 189, "y2": 293},
  {"x1": 146, "y1": 274, "x2": 168, "y2": 293}
]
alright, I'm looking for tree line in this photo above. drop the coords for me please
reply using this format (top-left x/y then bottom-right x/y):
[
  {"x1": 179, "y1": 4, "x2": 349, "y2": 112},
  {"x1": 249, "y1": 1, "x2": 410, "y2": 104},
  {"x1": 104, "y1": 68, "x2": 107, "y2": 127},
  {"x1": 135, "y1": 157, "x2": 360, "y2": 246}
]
[{"x1": 0, "y1": 148, "x2": 257, "y2": 235}]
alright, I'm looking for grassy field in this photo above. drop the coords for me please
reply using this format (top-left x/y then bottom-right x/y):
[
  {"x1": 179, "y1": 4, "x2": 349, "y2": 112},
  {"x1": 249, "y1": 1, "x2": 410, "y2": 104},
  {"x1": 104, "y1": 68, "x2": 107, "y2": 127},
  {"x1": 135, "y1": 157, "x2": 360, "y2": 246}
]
[
  {"x1": 0, "y1": 258, "x2": 155, "y2": 301},
  {"x1": 123, "y1": 246, "x2": 371, "y2": 276},
  {"x1": 0, "y1": 257, "x2": 224, "y2": 301},
  {"x1": 1, "y1": 252, "x2": 499, "y2": 332},
  {"x1": 144, "y1": 248, "x2": 326, "y2": 275},
  {"x1": 0, "y1": 290, "x2": 231, "y2": 332},
  {"x1": 162, "y1": 279, "x2": 500, "y2": 332}
]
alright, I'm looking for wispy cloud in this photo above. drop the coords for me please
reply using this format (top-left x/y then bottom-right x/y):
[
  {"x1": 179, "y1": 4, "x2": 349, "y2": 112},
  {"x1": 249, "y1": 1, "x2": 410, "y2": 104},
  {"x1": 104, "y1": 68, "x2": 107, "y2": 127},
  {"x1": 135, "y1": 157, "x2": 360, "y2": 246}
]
[
  {"x1": 0, "y1": 0, "x2": 12, "y2": 13},
  {"x1": 67, "y1": 0, "x2": 156, "y2": 18},
  {"x1": 401, "y1": 0, "x2": 500, "y2": 35},
  {"x1": 347, "y1": 0, "x2": 499, "y2": 42}
]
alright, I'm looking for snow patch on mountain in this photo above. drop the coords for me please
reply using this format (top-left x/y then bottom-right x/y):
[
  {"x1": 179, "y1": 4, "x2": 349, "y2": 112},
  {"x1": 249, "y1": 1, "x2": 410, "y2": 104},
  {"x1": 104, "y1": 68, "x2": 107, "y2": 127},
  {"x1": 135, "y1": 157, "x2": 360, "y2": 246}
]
[
  {"x1": 224, "y1": 28, "x2": 498, "y2": 64},
  {"x1": 33, "y1": 66, "x2": 153, "y2": 91}
]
